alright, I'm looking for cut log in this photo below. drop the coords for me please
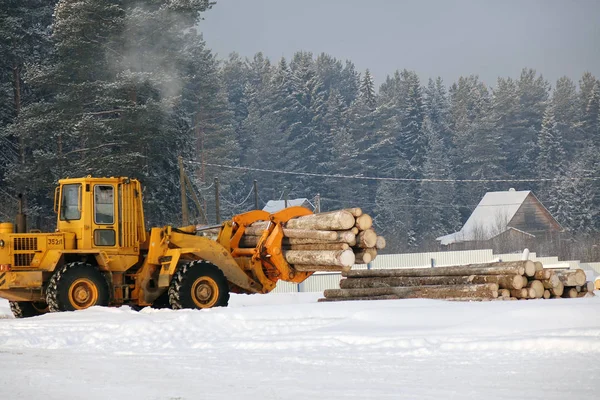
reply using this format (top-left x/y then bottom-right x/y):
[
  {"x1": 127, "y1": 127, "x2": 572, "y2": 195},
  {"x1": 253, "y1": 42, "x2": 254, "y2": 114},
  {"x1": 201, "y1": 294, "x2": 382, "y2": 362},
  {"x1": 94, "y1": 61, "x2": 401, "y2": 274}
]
[
  {"x1": 357, "y1": 229, "x2": 377, "y2": 248},
  {"x1": 526, "y1": 288, "x2": 537, "y2": 299},
  {"x1": 540, "y1": 275, "x2": 560, "y2": 289},
  {"x1": 244, "y1": 226, "x2": 340, "y2": 240},
  {"x1": 528, "y1": 280, "x2": 544, "y2": 299},
  {"x1": 510, "y1": 289, "x2": 529, "y2": 299},
  {"x1": 534, "y1": 261, "x2": 543, "y2": 271},
  {"x1": 543, "y1": 290, "x2": 551, "y2": 299},
  {"x1": 293, "y1": 265, "x2": 348, "y2": 272},
  {"x1": 249, "y1": 221, "x2": 270, "y2": 230},
  {"x1": 351, "y1": 227, "x2": 359, "y2": 235},
  {"x1": 286, "y1": 210, "x2": 355, "y2": 230},
  {"x1": 284, "y1": 249, "x2": 355, "y2": 267},
  {"x1": 561, "y1": 287, "x2": 578, "y2": 298},
  {"x1": 375, "y1": 236, "x2": 387, "y2": 250},
  {"x1": 521, "y1": 276, "x2": 529, "y2": 287},
  {"x1": 355, "y1": 214, "x2": 373, "y2": 231},
  {"x1": 555, "y1": 269, "x2": 586, "y2": 287},
  {"x1": 339, "y1": 274, "x2": 525, "y2": 290},
  {"x1": 498, "y1": 289, "x2": 510, "y2": 298},
  {"x1": 343, "y1": 261, "x2": 533, "y2": 278},
  {"x1": 577, "y1": 292, "x2": 595, "y2": 298},
  {"x1": 324, "y1": 283, "x2": 499, "y2": 300},
  {"x1": 334, "y1": 230, "x2": 357, "y2": 243},
  {"x1": 549, "y1": 282, "x2": 564, "y2": 297},
  {"x1": 286, "y1": 243, "x2": 350, "y2": 251},
  {"x1": 345, "y1": 208, "x2": 363, "y2": 217},
  {"x1": 365, "y1": 248, "x2": 377, "y2": 260},
  {"x1": 284, "y1": 236, "x2": 357, "y2": 246},
  {"x1": 533, "y1": 269, "x2": 553, "y2": 280},
  {"x1": 318, "y1": 295, "x2": 399, "y2": 302},
  {"x1": 354, "y1": 251, "x2": 373, "y2": 264},
  {"x1": 580, "y1": 281, "x2": 595, "y2": 292}
]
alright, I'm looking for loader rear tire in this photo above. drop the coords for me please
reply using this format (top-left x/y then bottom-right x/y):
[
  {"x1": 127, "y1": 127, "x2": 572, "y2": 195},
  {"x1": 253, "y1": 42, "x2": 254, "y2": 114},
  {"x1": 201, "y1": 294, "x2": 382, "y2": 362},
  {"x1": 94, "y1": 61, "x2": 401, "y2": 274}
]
[
  {"x1": 168, "y1": 261, "x2": 230, "y2": 309},
  {"x1": 9, "y1": 301, "x2": 49, "y2": 318},
  {"x1": 46, "y1": 262, "x2": 110, "y2": 312}
]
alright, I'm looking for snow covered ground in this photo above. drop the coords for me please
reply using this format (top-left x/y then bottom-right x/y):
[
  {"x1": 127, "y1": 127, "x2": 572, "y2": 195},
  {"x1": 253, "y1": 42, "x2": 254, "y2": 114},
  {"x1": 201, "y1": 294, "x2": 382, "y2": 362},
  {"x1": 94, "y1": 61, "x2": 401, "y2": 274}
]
[{"x1": 1, "y1": 293, "x2": 599, "y2": 399}]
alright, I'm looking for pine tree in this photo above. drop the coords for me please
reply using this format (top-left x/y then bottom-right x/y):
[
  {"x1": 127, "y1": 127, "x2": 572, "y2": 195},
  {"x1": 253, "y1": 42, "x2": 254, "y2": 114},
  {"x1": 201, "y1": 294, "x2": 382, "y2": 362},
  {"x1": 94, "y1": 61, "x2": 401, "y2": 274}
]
[{"x1": 360, "y1": 69, "x2": 377, "y2": 110}]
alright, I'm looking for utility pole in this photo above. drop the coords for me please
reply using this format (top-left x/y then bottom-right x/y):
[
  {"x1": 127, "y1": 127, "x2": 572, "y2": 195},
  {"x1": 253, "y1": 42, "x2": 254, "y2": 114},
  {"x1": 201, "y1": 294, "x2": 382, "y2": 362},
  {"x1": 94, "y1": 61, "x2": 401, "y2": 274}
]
[
  {"x1": 253, "y1": 180, "x2": 259, "y2": 210},
  {"x1": 214, "y1": 177, "x2": 221, "y2": 224},
  {"x1": 178, "y1": 156, "x2": 189, "y2": 226},
  {"x1": 315, "y1": 193, "x2": 321, "y2": 213}
]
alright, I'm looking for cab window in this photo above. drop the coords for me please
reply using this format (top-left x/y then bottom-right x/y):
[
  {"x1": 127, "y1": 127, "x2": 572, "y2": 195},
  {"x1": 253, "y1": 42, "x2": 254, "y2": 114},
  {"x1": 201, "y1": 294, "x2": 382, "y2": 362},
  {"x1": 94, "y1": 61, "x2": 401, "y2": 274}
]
[
  {"x1": 60, "y1": 184, "x2": 81, "y2": 221},
  {"x1": 94, "y1": 185, "x2": 114, "y2": 224}
]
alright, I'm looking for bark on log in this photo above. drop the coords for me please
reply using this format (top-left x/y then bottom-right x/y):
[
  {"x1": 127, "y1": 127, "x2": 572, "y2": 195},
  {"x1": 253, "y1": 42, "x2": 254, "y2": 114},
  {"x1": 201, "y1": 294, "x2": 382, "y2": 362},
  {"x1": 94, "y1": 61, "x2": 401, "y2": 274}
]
[
  {"x1": 286, "y1": 210, "x2": 355, "y2": 230},
  {"x1": 293, "y1": 265, "x2": 349, "y2": 272},
  {"x1": 528, "y1": 280, "x2": 544, "y2": 299},
  {"x1": 324, "y1": 283, "x2": 499, "y2": 300},
  {"x1": 343, "y1": 261, "x2": 532, "y2": 278},
  {"x1": 357, "y1": 229, "x2": 377, "y2": 248},
  {"x1": 249, "y1": 221, "x2": 270, "y2": 230},
  {"x1": 541, "y1": 275, "x2": 560, "y2": 289},
  {"x1": 543, "y1": 290, "x2": 551, "y2": 299},
  {"x1": 339, "y1": 274, "x2": 524, "y2": 290},
  {"x1": 556, "y1": 269, "x2": 586, "y2": 287},
  {"x1": 355, "y1": 214, "x2": 373, "y2": 231},
  {"x1": 318, "y1": 208, "x2": 363, "y2": 218},
  {"x1": 562, "y1": 287, "x2": 578, "y2": 298},
  {"x1": 285, "y1": 243, "x2": 350, "y2": 251},
  {"x1": 354, "y1": 251, "x2": 373, "y2": 264},
  {"x1": 550, "y1": 282, "x2": 564, "y2": 297},
  {"x1": 284, "y1": 249, "x2": 355, "y2": 267},
  {"x1": 510, "y1": 289, "x2": 529, "y2": 299},
  {"x1": 375, "y1": 236, "x2": 387, "y2": 250},
  {"x1": 317, "y1": 295, "x2": 399, "y2": 302},
  {"x1": 245, "y1": 226, "x2": 340, "y2": 240},
  {"x1": 284, "y1": 236, "x2": 357, "y2": 246}
]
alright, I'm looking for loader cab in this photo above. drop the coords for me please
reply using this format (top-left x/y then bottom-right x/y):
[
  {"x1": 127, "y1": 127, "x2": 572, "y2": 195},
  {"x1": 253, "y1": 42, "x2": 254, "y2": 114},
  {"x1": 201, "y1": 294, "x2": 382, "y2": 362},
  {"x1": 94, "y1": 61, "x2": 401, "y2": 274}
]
[{"x1": 55, "y1": 177, "x2": 146, "y2": 254}]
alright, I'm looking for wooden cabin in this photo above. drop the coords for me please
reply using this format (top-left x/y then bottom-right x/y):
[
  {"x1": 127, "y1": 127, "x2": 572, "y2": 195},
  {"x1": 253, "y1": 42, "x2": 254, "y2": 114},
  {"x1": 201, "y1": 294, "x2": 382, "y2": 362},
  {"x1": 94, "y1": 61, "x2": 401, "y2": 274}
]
[{"x1": 437, "y1": 189, "x2": 562, "y2": 253}]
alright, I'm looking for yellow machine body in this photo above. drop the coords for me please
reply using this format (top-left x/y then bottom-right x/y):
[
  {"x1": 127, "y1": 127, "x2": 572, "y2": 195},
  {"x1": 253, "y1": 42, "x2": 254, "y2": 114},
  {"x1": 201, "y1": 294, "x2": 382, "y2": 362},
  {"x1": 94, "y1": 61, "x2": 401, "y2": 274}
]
[{"x1": 0, "y1": 176, "x2": 314, "y2": 311}]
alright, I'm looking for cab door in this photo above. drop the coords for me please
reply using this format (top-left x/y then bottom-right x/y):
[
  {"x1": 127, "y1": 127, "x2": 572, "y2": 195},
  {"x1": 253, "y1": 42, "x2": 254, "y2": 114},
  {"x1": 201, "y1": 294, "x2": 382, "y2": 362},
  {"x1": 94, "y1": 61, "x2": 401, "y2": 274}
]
[{"x1": 92, "y1": 184, "x2": 118, "y2": 249}]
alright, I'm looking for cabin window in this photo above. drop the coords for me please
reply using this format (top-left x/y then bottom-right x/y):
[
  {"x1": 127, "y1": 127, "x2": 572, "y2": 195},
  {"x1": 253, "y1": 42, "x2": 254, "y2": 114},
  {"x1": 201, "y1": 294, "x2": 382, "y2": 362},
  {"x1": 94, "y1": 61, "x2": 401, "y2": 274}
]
[
  {"x1": 94, "y1": 229, "x2": 116, "y2": 246},
  {"x1": 94, "y1": 185, "x2": 114, "y2": 225},
  {"x1": 60, "y1": 184, "x2": 81, "y2": 221}
]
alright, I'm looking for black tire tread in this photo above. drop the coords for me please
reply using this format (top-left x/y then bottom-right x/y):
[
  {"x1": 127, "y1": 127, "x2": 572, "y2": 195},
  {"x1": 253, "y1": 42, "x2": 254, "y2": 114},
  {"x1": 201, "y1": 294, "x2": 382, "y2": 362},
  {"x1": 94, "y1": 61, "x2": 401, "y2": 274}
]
[
  {"x1": 9, "y1": 301, "x2": 48, "y2": 319},
  {"x1": 46, "y1": 262, "x2": 109, "y2": 312},
  {"x1": 168, "y1": 260, "x2": 230, "y2": 310}
]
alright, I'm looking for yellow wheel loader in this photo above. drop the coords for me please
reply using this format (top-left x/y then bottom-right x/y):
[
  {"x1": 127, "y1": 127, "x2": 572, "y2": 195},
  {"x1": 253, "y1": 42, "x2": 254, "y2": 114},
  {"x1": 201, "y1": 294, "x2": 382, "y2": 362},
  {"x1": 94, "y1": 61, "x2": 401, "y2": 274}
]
[{"x1": 0, "y1": 176, "x2": 319, "y2": 318}]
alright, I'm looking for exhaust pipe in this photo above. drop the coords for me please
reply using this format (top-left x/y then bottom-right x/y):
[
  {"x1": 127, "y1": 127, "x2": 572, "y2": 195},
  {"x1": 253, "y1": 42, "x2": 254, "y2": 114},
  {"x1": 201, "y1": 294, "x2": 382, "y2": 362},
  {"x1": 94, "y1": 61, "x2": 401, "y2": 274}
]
[{"x1": 16, "y1": 193, "x2": 26, "y2": 233}]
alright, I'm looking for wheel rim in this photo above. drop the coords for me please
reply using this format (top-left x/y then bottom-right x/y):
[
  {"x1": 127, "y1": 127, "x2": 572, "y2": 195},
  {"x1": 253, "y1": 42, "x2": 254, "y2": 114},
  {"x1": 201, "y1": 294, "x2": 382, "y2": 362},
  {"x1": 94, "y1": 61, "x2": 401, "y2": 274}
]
[
  {"x1": 68, "y1": 278, "x2": 99, "y2": 309},
  {"x1": 191, "y1": 277, "x2": 219, "y2": 308},
  {"x1": 32, "y1": 302, "x2": 49, "y2": 313}
]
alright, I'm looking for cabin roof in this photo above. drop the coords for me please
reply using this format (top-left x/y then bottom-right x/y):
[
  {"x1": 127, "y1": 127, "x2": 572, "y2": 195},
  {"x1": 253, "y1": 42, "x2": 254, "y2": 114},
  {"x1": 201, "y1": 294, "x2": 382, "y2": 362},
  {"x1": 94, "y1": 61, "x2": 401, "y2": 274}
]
[{"x1": 437, "y1": 189, "x2": 532, "y2": 245}]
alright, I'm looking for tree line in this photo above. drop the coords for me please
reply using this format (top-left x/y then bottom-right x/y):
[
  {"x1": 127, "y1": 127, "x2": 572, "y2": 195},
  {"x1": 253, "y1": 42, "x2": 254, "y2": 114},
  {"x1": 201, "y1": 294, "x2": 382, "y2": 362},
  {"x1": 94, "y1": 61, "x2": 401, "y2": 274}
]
[{"x1": 1, "y1": 1, "x2": 599, "y2": 258}]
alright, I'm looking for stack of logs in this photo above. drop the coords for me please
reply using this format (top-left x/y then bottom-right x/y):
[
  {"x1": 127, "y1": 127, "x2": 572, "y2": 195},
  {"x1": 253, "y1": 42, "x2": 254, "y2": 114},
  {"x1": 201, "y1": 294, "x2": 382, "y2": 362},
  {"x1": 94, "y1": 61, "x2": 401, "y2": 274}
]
[
  {"x1": 319, "y1": 260, "x2": 596, "y2": 302},
  {"x1": 239, "y1": 209, "x2": 386, "y2": 272}
]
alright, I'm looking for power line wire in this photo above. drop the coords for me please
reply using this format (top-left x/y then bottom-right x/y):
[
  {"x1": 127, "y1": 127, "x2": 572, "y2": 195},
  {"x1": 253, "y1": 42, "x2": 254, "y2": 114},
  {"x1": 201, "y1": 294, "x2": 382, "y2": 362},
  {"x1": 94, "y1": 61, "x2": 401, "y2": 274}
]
[{"x1": 185, "y1": 160, "x2": 600, "y2": 183}]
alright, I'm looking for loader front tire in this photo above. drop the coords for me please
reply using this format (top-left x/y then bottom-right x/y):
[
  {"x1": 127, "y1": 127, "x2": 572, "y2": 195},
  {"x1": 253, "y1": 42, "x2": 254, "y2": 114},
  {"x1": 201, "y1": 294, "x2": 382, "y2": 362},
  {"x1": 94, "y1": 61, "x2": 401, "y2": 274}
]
[
  {"x1": 168, "y1": 261, "x2": 230, "y2": 309},
  {"x1": 46, "y1": 262, "x2": 110, "y2": 312},
  {"x1": 9, "y1": 301, "x2": 48, "y2": 318}
]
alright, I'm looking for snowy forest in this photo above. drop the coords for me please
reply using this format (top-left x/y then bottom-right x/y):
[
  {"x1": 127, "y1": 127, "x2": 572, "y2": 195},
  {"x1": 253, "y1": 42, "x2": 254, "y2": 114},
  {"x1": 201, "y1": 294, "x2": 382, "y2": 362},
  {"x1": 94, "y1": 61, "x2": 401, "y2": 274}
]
[{"x1": 1, "y1": 1, "x2": 599, "y2": 258}]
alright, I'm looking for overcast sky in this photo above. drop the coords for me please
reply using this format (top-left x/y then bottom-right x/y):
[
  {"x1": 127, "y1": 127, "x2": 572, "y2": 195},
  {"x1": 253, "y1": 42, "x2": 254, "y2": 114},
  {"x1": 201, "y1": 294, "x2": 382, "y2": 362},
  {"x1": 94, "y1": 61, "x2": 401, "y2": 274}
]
[{"x1": 199, "y1": 0, "x2": 600, "y2": 88}]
